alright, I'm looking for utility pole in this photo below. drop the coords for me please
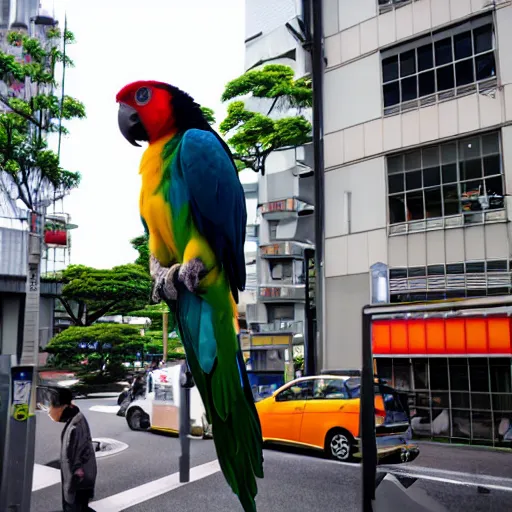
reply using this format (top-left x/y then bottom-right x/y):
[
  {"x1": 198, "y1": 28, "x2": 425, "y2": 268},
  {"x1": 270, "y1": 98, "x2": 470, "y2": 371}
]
[{"x1": 162, "y1": 310, "x2": 169, "y2": 364}]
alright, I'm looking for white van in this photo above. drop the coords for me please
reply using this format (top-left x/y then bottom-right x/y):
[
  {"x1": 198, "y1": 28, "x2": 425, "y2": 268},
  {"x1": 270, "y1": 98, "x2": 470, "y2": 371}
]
[{"x1": 125, "y1": 364, "x2": 212, "y2": 438}]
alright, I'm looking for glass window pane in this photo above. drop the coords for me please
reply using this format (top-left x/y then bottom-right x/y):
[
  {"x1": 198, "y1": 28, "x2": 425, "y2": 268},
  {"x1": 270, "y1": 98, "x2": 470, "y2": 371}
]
[
  {"x1": 441, "y1": 143, "x2": 457, "y2": 164},
  {"x1": 383, "y1": 81, "x2": 400, "y2": 107},
  {"x1": 486, "y1": 260, "x2": 507, "y2": 272},
  {"x1": 406, "y1": 170, "x2": 422, "y2": 190},
  {"x1": 461, "y1": 179, "x2": 484, "y2": 211},
  {"x1": 435, "y1": 37, "x2": 453, "y2": 66},
  {"x1": 454, "y1": 31, "x2": 473, "y2": 60},
  {"x1": 405, "y1": 150, "x2": 421, "y2": 170},
  {"x1": 388, "y1": 155, "x2": 403, "y2": 174},
  {"x1": 485, "y1": 176, "x2": 504, "y2": 209},
  {"x1": 389, "y1": 195, "x2": 406, "y2": 224},
  {"x1": 460, "y1": 137, "x2": 481, "y2": 159},
  {"x1": 449, "y1": 358, "x2": 469, "y2": 390},
  {"x1": 422, "y1": 146, "x2": 439, "y2": 168},
  {"x1": 423, "y1": 167, "x2": 441, "y2": 187},
  {"x1": 425, "y1": 187, "x2": 442, "y2": 218},
  {"x1": 437, "y1": 65, "x2": 455, "y2": 91},
  {"x1": 406, "y1": 190, "x2": 425, "y2": 220},
  {"x1": 430, "y1": 357, "x2": 448, "y2": 391},
  {"x1": 417, "y1": 43, "x2": 433, "y2": 71},
  {"x1": 451, "y1": 392, "x2": 470, "y2": 408},
  {"x1": 483, "y1": 154, "x2": 501, "y2": 176},
  {"x1": 388, "y1": 173, "x2": 404, "y2": 193},
  {"x1": 382, "y1": 55, "x2": 399, "y2": 82},
  {"x1": 452, "y1": 409, "x2": 470, "y2": 438},
  {"x1": 475, "y1": 53, "x2": 496, "y2": 81},
  {"x1": 442, "y1": 163, "x2": 457, "y2": 183},
  {"x1": 455, "y1": 59, "x2": 474, "y2": 86},
  {"x1": 472, "y1": 393, "x2": 491, "y2": 411},
  {"x1": 446, "y1": 263, "x2": 464, "y2": 274},
  {"x1": 466, "y1": 261, "x2": 485, "y2": 273},
  {"x1": 412, "y1": 358, "x2": 428, "y2": 389},
  {"x1": 472, "y1": 411, "x2": 494, "y2": 439},
  {"x1": 469, "y1": 358, "x2": 489, "y2": 392},
  {"x1": 401, "y1": 75, "x2": 418, "y2": 101},
  {"x1": 418, "y1": 70, "x2": 435, "y2": 97},
  {"x1": 473, "y1": 24, "x2": 493, "y2": 54},
  {"x1": 490, "y1": 359, "x2": 512, "y2": 393},
  {"x1": 482, "y1": 133, "x2": 499, "y2": 155},
  {"x1": 461, "y1": 159, "x2": 483, "y2": 181},
  {"x1": 376, "y1": 359, "x2": 393, "y2": 382},
  {"x1": 400, "y1": 49, "x2": 416, "y2": 77},
  {"x1": 443, "y1": 184, "x2": 460, "y2": 215}
]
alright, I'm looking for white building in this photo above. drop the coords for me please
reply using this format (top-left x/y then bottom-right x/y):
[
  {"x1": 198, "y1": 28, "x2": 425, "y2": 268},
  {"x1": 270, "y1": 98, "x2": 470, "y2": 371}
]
[
  {"x1": 243, "y1": 0, "x2": 314, "y2": 348},
  {"x1": 322, "y1": 0, "x2": 512, "y2": 444}
]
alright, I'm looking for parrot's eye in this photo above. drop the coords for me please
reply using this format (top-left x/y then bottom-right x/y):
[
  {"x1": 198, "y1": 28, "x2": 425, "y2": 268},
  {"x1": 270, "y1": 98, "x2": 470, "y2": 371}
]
[{"x1": 135, "y1": 87, "x2": 151, "y2": 106}]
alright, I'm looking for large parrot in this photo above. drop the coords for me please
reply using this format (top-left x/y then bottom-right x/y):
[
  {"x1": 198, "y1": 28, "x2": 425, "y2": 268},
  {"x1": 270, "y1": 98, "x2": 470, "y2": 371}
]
[{"x1": 115, "y1": 81, "x2": 264, "y2": 511}]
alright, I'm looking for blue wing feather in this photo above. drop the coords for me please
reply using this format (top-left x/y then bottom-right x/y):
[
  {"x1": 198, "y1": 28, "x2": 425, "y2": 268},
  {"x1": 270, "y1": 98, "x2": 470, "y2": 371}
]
[{"x1": 179, "y1": 129, "x2": 247, "y2": 301}]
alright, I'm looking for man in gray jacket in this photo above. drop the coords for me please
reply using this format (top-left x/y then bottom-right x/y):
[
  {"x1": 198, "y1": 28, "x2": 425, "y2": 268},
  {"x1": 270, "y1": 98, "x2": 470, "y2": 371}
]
[{"x1": 47, "y1": 386, "x2": 97, "y2": 512}]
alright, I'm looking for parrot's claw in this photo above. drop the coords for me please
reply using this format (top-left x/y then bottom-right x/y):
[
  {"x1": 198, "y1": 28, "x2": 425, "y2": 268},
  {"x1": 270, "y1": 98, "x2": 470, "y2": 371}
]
[
  {"x1": 150, "y1": 255, "x2": 180, "y2": 302},
  {"x1": 179, "y1": 258, "x2": 208, "y2": 294}
]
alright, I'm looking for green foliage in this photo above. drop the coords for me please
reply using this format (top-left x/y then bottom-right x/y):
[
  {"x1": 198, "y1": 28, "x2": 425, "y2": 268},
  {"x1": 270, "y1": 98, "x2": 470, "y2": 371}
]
[
  {"x1": 126, "y1": 302, "x2": 171, "y2": 331},
  {"x1": 130, "y1": 234, "x2": 150, "y2": 273},
  {"x1": 58, "y1": 264, "x2": 152, "y2": 326},
  {"x1": 220, "y1": 64, "x2": 312, "y2": 175},
  {"x1": 0, "y1": 27, "x2": 85, "y2": 210},
  {"x1": 200, "y1": 106, "x2": 216, "y2": 125},
  {"x1": 46, "y1": 323, "x2": 145, "y2": 373}
]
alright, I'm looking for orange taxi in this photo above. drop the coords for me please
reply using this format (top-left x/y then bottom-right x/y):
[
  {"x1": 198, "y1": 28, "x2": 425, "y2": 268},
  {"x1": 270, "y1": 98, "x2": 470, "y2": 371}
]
[{"x1": 255, "y1": 372, "x2": 419, "y2": 462}]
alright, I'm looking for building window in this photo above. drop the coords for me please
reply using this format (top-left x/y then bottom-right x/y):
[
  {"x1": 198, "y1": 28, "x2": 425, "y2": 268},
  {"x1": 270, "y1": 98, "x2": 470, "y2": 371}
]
[
  {"x1": 268, "y1": 220, "x2": 279, "y2": 241},
  {"x1": 382, "y1": 16, "x2": 496, "y2": 115},
  {"x1": 389, "y1": 259, "x2": 512, "y2": 302},
  {"x1": 376, "y1": 357, "x2": 512, "y2": 446},
  {"x1": 269, "y1": 260, "x2": 293, "y2": 281},
  {"x1": 378, "y1": 0, "x2": 419, "y2": 14},
  {"x1": 387, "y1": 131, "x2": 504, "y2": 234}
]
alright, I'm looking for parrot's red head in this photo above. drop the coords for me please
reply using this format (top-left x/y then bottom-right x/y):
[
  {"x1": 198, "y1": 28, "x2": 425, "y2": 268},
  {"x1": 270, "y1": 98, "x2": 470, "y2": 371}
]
[{"x1": 116, "y1": 80, "x2": 207, "y2": 146}]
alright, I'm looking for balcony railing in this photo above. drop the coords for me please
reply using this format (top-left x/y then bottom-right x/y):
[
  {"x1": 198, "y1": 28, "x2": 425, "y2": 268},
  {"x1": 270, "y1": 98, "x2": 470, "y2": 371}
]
[
  {"x1": 260, "y1": 241, "x2": 305, "y2": 259},
  {"x1": 257, "y1": 320, "x2": 304, "y2": 335},
  {"x1": 258, "y1": 285, "x2": 306, "y2": 302}
]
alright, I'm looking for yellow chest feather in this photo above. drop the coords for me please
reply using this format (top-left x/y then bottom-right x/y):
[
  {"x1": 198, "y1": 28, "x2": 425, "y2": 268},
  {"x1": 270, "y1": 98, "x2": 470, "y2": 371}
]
[{"x1": 139, "y1": 135, "x2": 177, "y2": 265}]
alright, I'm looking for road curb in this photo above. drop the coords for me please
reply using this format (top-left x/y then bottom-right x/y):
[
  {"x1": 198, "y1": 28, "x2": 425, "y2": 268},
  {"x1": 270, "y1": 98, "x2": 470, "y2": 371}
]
[{"x1": 92, "y1": 438, "x2": 129, "y2": 458}]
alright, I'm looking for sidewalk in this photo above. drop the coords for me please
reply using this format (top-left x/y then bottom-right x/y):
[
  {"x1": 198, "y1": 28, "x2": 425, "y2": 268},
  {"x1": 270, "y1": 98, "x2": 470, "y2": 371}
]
[{"x1": 410, "y1": 441, "x2": 512, "y2": 479}]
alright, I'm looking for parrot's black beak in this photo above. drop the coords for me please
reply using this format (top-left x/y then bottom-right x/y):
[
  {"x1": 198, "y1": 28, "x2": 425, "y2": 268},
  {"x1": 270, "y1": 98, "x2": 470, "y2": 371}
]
[{"x1": 118, "y1": 103, "x2": 149, "y2": 147}]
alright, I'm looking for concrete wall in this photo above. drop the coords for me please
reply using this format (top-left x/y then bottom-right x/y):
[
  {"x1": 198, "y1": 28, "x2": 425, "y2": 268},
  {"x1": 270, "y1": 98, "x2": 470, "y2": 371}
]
[
  {"x1": 0, "y1": 295, "x2": 21, "y2": 356},
  {"x1": 324, "y1": 273, "x2": 370, "y2": 370}
]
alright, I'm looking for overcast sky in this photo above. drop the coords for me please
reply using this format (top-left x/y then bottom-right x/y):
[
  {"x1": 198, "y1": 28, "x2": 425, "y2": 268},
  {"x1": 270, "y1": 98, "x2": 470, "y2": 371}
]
[{"x1": 46, "y1": 0, "x2": 247, "y2": 269}]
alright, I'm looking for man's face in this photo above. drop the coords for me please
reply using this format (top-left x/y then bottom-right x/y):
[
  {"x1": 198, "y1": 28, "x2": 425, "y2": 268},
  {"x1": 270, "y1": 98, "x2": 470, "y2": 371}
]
[{"x1": 48, "y1": 404, "x2": 66, "y2": 422}]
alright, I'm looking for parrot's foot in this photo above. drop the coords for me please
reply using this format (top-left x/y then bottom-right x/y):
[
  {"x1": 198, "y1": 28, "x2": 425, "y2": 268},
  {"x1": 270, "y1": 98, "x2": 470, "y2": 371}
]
[
  {"x1": 179, "y1": 258, "x2": 208, "y2": 294},
  {"x1": 150, "y1": 255, "x2": 180, "y2": 302}
]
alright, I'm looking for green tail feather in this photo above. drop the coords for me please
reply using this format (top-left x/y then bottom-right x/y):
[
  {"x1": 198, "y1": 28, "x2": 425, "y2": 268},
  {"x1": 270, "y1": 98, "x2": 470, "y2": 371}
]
[{"x1": 172, "y1": 290, "x2": 264, "y2": 511}]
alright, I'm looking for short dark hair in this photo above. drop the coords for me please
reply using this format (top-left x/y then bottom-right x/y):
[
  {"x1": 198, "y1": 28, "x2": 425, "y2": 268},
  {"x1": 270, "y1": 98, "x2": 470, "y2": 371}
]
[{"x1": 48, "y1": 386, "x2": 73, "y2": 407}]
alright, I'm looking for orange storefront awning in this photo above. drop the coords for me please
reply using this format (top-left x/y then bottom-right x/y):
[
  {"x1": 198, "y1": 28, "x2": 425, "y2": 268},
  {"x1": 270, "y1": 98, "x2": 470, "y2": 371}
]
[{"x1": 372, "y1": 316, "x2": 512, "y2": 356}]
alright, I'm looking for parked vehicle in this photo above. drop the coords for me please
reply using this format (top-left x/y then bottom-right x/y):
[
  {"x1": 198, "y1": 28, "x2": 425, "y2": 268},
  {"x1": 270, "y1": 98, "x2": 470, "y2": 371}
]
[
  {"x1": 255, "y1": 371, "x2": 419, "y2": 463},
  {"x1": 124, "y1": 364, "x2": 212, "y2": 438}
]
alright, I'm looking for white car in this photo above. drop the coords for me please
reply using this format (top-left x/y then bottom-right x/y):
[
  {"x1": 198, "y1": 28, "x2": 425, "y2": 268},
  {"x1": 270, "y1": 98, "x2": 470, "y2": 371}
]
[{"x1": 125, "y1": 364, "x2": 212, "y2": 438}]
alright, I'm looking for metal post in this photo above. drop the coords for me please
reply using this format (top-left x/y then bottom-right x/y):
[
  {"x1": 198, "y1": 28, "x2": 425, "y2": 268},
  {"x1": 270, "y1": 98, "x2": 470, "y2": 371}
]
[
  {"x1": 304, "y1": 248, "x2": 316, "y2": 376},
  {"x1": 179, "y1": 362, "x2": 193, "y2": 483},
  {"x1": 361, "y1": 308, "x2": 376, "y2": 512},
  {"x1": 162, "y1": 311, "x2": 169, "y2": 363}
]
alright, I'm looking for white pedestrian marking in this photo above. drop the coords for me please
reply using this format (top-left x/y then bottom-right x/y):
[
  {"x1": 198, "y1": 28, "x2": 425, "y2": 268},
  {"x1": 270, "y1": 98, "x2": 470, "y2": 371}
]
[
  {"x1": 32, "y1": 464, "x2": 61, "y2": 491},
  {"x1": 89, "y1": 405, "x2": 120, "y2": 414},
  {"x1": 90, "y1": 460, "x2": 221, "y2": 512}
]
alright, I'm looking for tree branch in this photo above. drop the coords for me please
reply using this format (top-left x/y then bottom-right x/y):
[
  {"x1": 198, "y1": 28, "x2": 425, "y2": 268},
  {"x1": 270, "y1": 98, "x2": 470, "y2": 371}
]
[
  {"x1": 86, "y1": 301, "x2": 118, "y2": 326},
  {"x1": 58, "y1": 297, "x2": 80, "y2": 326},
  {"x1": 0, "y1": 96, "x2": 40, "y2": 126}
]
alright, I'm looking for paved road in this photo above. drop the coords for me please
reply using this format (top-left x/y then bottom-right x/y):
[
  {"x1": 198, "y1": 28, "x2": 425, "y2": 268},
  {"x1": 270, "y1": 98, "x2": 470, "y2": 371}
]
[{"x1": 31, "y1": 397, "x2": 512, "y2": 512}]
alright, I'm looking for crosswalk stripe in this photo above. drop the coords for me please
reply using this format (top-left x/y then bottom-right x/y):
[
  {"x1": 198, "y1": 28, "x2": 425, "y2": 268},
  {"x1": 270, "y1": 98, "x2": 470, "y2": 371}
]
[
  {"x1": 32, "y1": 464, "x2": 61, "y2": 491},
  {"x1": 89, "y1": 405, "x2": 120, "y2": 414},
  {"x1": 90, "y1": 460, "x2": 220, "y2": 512}
]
